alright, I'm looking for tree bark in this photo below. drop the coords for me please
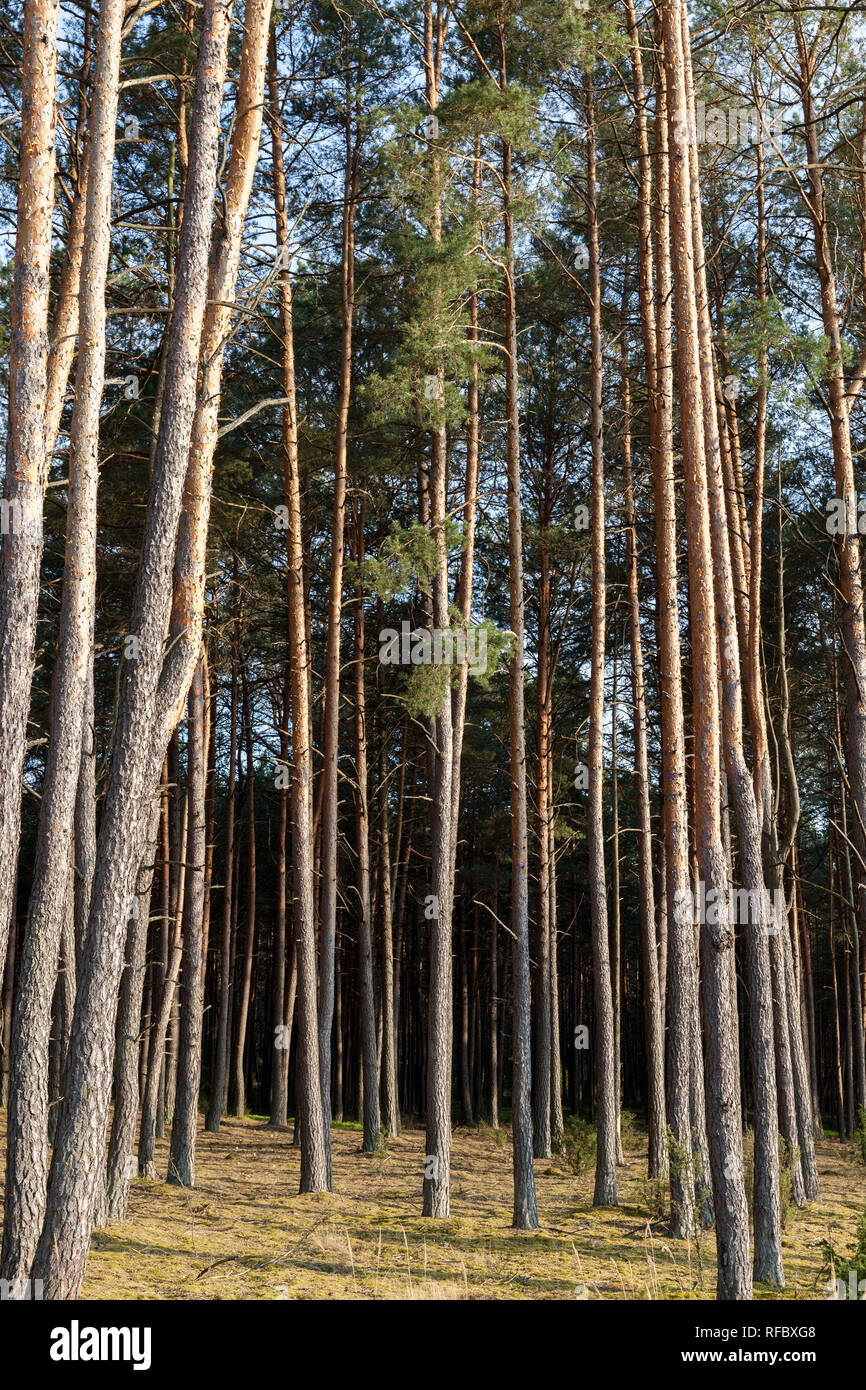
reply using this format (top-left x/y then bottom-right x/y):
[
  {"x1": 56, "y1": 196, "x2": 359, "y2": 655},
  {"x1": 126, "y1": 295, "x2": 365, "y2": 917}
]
[
  {"x1": 277, "y1": 127, "x2": 329, "y2": 1195},
  {"x1": 100, "y1": 796, "x2": 162, "y2": 1222},
  {"x1": 31, "y1": 0, "x2": 236, "y2": 1297},
  {"x1": 206, "y1": 621, "x2": 239, "y2": 1132},
  {"x1": 1, "y1": 0, "x2": 122, "y2": 1285},
  {"x1": 352, "y1": 522, "x2": 381, "y2": 1153},
  {"x1": 499, "y1": 27, "x2": 538, "y2": 1230},
  {"x1": 662, "y1": 0, "x2": 751, "y2": 1298},
  {"x1": 168, "y1": 653, "x2": 208, "y2": 1185},
  {"x1": 230, "y1": 658, "x2": 257, "y2": 1116},
  {"x1": 622, "y1": 335, "x2": 667, "y2": 1180},
  {"x1": 0, "y1": 0, "x2": 60, "y2": 984},
  {"x1": 636, "y1": 8, "x2": 697, "y2": 1235},
  {"x1": 585, "y1": 76, "x2": 618, "y2": 1210},
  {"x1": 421, "y1": 0, "x2": 456, "y2": 1220},
  {"x1": 317, "y1": 33, "x2": 359, "y2": 1188}
]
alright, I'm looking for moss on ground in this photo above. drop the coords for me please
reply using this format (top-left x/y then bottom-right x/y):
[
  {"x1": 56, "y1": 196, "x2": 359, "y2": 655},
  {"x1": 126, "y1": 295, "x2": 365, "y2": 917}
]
[{"x1": 1, "y1": 1112, "x2": 862, "y2": 1299}]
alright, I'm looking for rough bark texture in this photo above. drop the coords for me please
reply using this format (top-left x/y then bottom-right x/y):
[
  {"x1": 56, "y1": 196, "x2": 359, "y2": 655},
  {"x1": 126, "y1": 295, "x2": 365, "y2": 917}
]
[
  {"x1": 100, "y1": 797, "x2": 161, "y2": 1223},
  {"x1": 622, "y1": 351, "x2": 667, "y2": 1181},
  {"x1": 422, "y1": 2, "x2": 455, "y2": 1219},
  {"x1": 353, "y1": 546, "x2": 381, "y2": 1153},
  {"x1": 0, "y1": 0, "x2": 60, "y2": 983},
  {"x1": 317, "y1": 56, "x2": 358, "y2": 1188},
  {"x1": 31, "y1": 0, "x2": 236, "y2": 1297},
  {"x1": 168, "y1": 655, "x2": 208, "y2": 1186},
  {"x1": 501, "y1": 104, "x2": 538, "y2": 1230},
  {"x1": 1, "y1": 0, "x2": 122, "y2": 1285},
  {"x1": 639, "y1": 16, "x2": 697, "y2": 1235},
  {"x1": 680, "y1": 5, "x2": 783, "y2": 1286},
  {"x1": 206, "y1": 621, "x2": 238, "y2": 1130},
  {"x1": 281, "y1": 173, "x2": 328, "y2": 1197},
  {"x1": 662, "y1": 0, "x2": 752, "y2": 1299},
  {"x1": 585, "y1": 81, "x2": 618, "y2": 1210}
]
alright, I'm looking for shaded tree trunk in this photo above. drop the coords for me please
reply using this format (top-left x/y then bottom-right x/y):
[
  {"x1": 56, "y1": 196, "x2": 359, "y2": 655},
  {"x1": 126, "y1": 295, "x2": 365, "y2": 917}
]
[
  {"x1": 168, "y1": 654, "x2": 208, "y2": 1185},
  {"x1": 585, "y1": 77, "x2": 618, "y2": 1210}
]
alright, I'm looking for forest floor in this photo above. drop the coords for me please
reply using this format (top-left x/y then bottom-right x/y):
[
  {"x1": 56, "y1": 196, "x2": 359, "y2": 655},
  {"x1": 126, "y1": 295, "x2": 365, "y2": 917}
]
[{"x1": 1, "y1": 1112, "x2": 863, "y2": 1300}]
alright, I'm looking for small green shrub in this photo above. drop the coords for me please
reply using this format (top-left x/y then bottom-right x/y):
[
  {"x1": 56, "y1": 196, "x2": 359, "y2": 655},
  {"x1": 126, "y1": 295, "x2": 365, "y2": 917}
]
[
  {"x1": 562, "y1": 1117, "x2": 597, "y2": 1175},
  {"x1": 619, "y1": 1110, "x2": 643, "y2": 1153},
  {"x1": 665, "y1": 1125, "x2": 698, "y2": 1186},
  {"x1": 638, "y1": 1175, "x2": 669, "y2": 1223},
  {"x1": 821, "y1": 1208, "x2": 866, "y2": 1297}
]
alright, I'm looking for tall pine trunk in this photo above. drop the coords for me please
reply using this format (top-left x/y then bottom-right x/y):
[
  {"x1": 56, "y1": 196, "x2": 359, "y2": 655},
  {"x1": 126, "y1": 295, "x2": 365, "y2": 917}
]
[
  {"x1": 31, "y1": 0, "x2": 236, "y2": 1297},
  {"x1": 168, "y1": 655, "x2": 208, "y2": 1185},
  {"x1": 585, "y1": 78, "x2": 618, "y2": 1209},
  {"x1": 0, "y1": 0, "x2": 60, "y2": 983},
  {"x1": 662, "y1": 0, "x2": 751, "y2": 1299},
  {"x1": 500, "y1": 26, "x2": 538, "y2": 1230},
  {"x1": 1, "y1": 0, "x2": 122, "y2": 1284}
]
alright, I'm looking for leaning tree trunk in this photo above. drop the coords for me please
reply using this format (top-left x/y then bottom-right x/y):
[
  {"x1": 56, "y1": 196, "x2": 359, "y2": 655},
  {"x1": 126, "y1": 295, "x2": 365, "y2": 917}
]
[
  {"x1": 633, "y1": 7, "x2": 697, "y2": 1234},
  {"x1": 31, "y1": 0, "x2": 236, "y2": 1298},
  {"x1": 1, "y1": 0, "x2": 122, "y2": 1286},
  {"x1": 167, "y1": 0, "x2": 274, "y2": 1137},
  {"x1": 679, "y1": 3, "x2": 783, "y2": 1286},
  {"x1": 662, "y1": 0, "x2": 751, "y2": 1300},
  {"x1": 43, "y1": 144, "x2": 89, "y2": 466}
]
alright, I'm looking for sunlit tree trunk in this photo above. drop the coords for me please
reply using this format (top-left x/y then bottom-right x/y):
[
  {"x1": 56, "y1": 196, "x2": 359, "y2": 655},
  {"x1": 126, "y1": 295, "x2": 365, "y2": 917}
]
[
  {"x1": 0, "y1": 0, "x2": 60, "y2": 985},
  {"x1": 678, "y1": 2, "x2": 783, "y2": 1286},
  {"x1": 662, "y1": 0, "x2": 751, "y2": 1298},
  {"x1": 1, "y1": 0, "x2": 121, "y2": 1285},
  {"x1": 31, "y1": 0, "x2": 236, "y2": 1297},
  {"x1": 631, "y1": 6, "x2": 697, "y2": 1234}
]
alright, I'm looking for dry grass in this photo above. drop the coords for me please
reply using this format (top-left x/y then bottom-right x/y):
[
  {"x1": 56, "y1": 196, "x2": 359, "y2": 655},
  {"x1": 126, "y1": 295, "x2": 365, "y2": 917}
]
[{"x1": 0, "y1": 1111, "x2": 863, "y2": 1299}]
